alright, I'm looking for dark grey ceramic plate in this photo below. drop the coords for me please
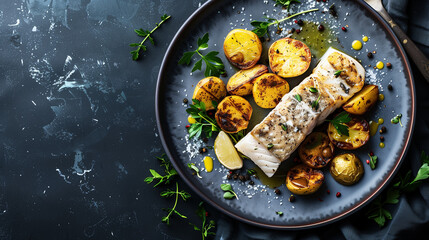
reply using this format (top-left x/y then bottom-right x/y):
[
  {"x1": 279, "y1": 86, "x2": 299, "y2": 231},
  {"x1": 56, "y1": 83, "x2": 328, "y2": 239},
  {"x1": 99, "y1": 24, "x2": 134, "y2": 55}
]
[{"x1": 156, "y1": 0, "x2": 415, "y2": 229}]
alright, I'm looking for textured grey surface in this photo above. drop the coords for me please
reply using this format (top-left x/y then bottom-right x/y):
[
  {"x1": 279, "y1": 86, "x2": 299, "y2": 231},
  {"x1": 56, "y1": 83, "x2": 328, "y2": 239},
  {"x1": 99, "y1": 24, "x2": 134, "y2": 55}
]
[{"x1": 0, "y1": 0, "x2": 210, "y2": 239}]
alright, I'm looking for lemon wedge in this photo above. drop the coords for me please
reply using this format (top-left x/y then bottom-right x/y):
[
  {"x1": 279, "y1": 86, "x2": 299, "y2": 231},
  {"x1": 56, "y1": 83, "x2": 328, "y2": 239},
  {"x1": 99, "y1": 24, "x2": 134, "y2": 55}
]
[{"x1": 214, "y1": 131, "x2": 243, "y2": 170}]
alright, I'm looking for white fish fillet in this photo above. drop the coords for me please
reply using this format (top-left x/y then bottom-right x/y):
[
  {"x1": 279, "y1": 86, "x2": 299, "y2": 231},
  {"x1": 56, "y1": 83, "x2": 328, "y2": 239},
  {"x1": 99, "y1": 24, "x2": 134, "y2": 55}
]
[{"x1": 235, "y1": 48, "x2": 365, "y2": 177}]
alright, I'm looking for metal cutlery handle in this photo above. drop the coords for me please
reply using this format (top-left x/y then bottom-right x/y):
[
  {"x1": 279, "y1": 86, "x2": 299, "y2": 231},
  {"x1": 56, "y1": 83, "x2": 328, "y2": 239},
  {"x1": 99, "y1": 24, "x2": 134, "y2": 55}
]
[{"x1": 378, "y1": 8, "x2": 429, "y2": 82}]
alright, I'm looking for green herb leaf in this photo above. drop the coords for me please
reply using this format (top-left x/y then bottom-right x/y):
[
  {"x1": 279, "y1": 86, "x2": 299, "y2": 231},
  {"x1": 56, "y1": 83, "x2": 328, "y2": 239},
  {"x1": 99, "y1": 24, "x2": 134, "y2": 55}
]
[
  {"x1": 223, "y1": 192, "x2": 235, "y2": 199},
  {"x1": 294, "y1": 94, "x2": 302, "y2": 102},
  {"x1": 311, "y1": 95, "x2": 321, "y2": 110},
  {"x1": 179, "y1": 33, "x2": 225, "y2": 77},
  {"x1": 326, "y1": 112, "x2": 352, "y2": 136},
  {"x1": 220, "y1": 183, "x2": 238, "y2": 200},
  {"x1": 309, "y1": 87, "x2": 318, "y2": 93},
  {"x1": 267, "y1": 143, "x2": 274, "y2": 150},
  {"x1": 274, "y1": 0, "x2": 301, "y2": 12},
  {"x1": 281, "y1": 123, "x2": 288, "y2": 131},
  {"x1": 220, "y1": 183, "x2": 232, "y2": 192},
  {"x1": 190, "y1": 202, "x2": 216, "y2": 240},
  {"x1": 391, "y1": 114, "x2": 403, "y2": 127},
  {"x1": 367, "y1": 151, "x2": 429, "y2": 227},
  {"x1": 334, "y1": 70, "x2": 343, "y2": 76},
  {"x1": 188, "y1": 163, "x2": 202, "y2": 178},
  {"x1": 130, "y1": 14, "x2": 171, "y2": 60},
  {"x1": 369, "y1": 154, "x2": 378, "y2": 170},
  {"x1": 251, "y1": 8, "x2": 318, "y2": 38},
  {"x1": 276, "y1": 211, "x2": 284, "y2": 216}
]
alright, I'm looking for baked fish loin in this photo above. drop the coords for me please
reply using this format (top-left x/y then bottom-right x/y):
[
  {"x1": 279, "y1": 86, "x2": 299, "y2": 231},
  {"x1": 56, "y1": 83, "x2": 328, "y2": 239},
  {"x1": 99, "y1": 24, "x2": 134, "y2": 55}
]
[{"x1": 235, "y1": 48, "x2": 365, "y2": 177}]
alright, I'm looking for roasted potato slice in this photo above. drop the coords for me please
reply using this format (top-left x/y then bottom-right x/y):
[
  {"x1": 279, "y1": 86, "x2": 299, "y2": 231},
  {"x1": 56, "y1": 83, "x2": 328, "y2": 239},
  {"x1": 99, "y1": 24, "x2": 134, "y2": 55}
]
[
  {"x1": 286, "y1": 164, "x2": 324, "y2": 195},
  {"x1": 269, "y1": 38, "x2": 311, "y2": 78},
  {"x1": 330, "y1": 153, "x2": 364, "y2": 185},
  {"x1": 215, "y1": 96, "x2": 252, "y2": 133},
  {"x1": 253, "y1": 73, "x2": 290, "y2": 108},
  {"x1": 298, "y1": 132, "x2": 335, "y2": 169},
  {"x1": 223, "y1": 29, "x2": 262, "y2": 69},
  {"x1": 342, "y1": 85, "x2": 379, "y2": 115},
  {"x1": 328, "y1": 117, "x2": 370, "y2": 150},
  {"x1": 193, "y1": 77, "x2": 227, "y2": 110},
  {"x1": 227, "y1": 64, "x2": 268, "y2": 96}
]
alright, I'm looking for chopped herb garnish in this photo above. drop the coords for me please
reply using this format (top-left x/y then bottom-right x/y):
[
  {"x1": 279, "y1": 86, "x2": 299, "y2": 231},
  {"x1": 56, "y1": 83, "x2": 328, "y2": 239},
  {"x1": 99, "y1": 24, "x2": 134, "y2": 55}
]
[
  {"x1": 251, "y1": 8, "x2": 318, "y2": 38},
  {"x1": 190, "y1": 202, "x2": 216, "y2": 240},
  {"x1": 274, "y1": 0, "x2": 301, "y2": 12},
  {"x1": 247, "y1": 169, "x2": 257, "y2": 175},
  {"x1": 391, "y1": 114, "x2": 403, "y2": 127},
  {"x1": 334, "y1": 70, "x2": 343, "y2": 77},
  {"x1": 267, "y1": 143, "x2": 274, "y2": 150},
  {"x1": 160, "y1": 182, "x2": 190, "y2": 224},
  {"x1": 188, "y1": 163, "x2": 202, "y2": 178},
  {"x1": 276, "y1": 211, "x2": 284, "y2": 216},
  {"x1": 369, "y1": 154, "x2": 378, "y2": 170},
  {"x1": 145, "y1": 155, "x2": 190, "y2": 225},
  {"x1": 220, "y1": 184, "x2": 239, "y2": 200},
  {"x1": 130, "y1": 14, "x2": 170, "y2": 60},
  {"x1": 294, "y1": 94, "x2": 302, "y2": 102},
  {"x1": 281, "y1": 123, "x2": 288, "y2": 131},
  {"x1": 311, "y1": 95, "x2": 321, "y2": 110},
  {"x1": 178, "y1": 33, "x2": 225, "y2": 77},
  {"x1": 309, "y1": 87, "x2": 318, "y2": 93},
  {"x1": 367, "y1": 151, "x2": 429, "y2": 227},
  {"x1": 145, "y1": 154, "x2": 178, "y2": 187},
  {"x1": 326, "y1": 112, "x2": 352, "y2": 136}
]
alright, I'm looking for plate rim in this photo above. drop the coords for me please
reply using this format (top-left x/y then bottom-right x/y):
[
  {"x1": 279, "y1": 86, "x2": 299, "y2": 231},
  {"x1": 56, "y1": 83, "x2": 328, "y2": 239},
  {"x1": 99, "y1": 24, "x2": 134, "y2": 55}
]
[{"x1": 155, "y1": 0, "x2": 416, "y2": 229}]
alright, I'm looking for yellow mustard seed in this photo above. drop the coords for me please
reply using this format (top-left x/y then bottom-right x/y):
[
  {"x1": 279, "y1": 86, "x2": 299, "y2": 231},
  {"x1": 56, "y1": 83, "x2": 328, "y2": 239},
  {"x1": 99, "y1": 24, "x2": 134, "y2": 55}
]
[
  {"x1": 362, "y1": 36, "x2": 369, "y2": 42},
  {"x1": 378, "y1": 93, "x2": 385, "y2": 101},
  {"x1": 352, "y1": 40, "x2": 363, "y2": 50},
  {"x1": 379, "y1": 142, "x2": 385, "y2": 148},
  {"x1": 376, "y1": 61, "x2": 384, "y2": 69},
  {"x1": 188, "y1": 115, "x2": 196, "y2": 124}
]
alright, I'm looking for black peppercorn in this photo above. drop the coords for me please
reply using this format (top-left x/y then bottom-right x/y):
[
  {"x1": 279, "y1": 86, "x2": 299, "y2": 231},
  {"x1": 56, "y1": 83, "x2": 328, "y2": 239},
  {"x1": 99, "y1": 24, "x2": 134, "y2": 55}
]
[
  {"x1": 367, "y1": 52, "x2": 373, "y2": 58},
  {"x1": 318, "y1": 24, "x2": 325, "y2": 31},
  {"x1": 289, "y1": 195, "x2": 296, "y2": 202},
  {"x1": 386, "y1": 62, "x2": 392, "y2": 68},
  {"x1": 239, "y1": 175, "x2": 245, "y2": 182},
  {"x1": 297, "y1": 19, "x2": 304, "y2": 26},
  {"x1": 380, "y1": 126, "x2": 387, "y2": 134},
  {"x1": 249, "y1": 180, "x2": 255, "y2": 185},
  {"x1": 233, "y1": 174, "x2": 239, "y2": 180},
  {"x1": 388, "y1": 84, "x2": 393, "y2": 91},
  {"x1": 380, "y1": 136, "x2": 385, "y2": 142},
  {"x1": 183, "y1": 98, "x2": 189, "y2": 104},
  {"x1": 274, "y1": 189, "x2": 281, "y2": 195},
  {"x1": 227, "y1": 174, "x2": 232, "y2": 180}
]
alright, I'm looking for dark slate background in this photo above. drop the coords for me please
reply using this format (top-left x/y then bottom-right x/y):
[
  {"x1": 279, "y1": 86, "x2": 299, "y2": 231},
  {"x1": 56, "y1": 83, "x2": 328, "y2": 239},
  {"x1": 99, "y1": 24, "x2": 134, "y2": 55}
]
[
  {"x1": 1, "y1": 0, "x2": 428, "y2": 239},
  {"x1": 0, "y1": 0, "x2": 212, "y2": 239}
]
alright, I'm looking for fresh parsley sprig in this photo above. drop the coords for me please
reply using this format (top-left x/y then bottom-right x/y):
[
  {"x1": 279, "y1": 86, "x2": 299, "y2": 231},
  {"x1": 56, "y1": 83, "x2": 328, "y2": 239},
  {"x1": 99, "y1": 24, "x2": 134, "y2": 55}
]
[
  {"x1": 251, "y1": 8, "x2": 318, "y2": 38},
  {"x1": 161, "y1": 182, "x2": 190, "y2": 224},
  {"x1": 179, "y1": 33, "x2": 225, "y2": 77},
  {"x1": 130, "y1": 14, "x2": 171, "y2": 60},
  {"x1": 326, "y1": 112, "x2": 352, "y2": 136},
  {"x1": 186, "y1": 99, "x2": 246, "y2": 144},
  {"x1": 145, "y1": 154, "x2": 178, "y2": 187},
  {"x1": 190, "y1": 202, "x2": 216, "y2": 240},
  {"x1": 366, "y1": 151, "x2": 429, "y2": 227},
  {"x1": 274, "y1": 0, "x2": 301, "y2": 12},
  {"x1": 186, "y1": 99, "x2": 220, "y2": 139}
]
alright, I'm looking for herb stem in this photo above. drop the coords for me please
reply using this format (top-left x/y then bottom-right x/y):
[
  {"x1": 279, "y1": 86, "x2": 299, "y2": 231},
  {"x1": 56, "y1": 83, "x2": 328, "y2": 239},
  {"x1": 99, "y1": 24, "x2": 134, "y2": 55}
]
[
  {"x1": 198, "y1": 113, "x2": 219, "y2": 130},
  {"x1": 164, "y1": 182, "x2": 180, "y2": 222},
  {"x1": 139, "y1": 15, "x2": 171, "y2": 47},
  {"x1": 268, "y1": 8, "x2": 318, "y2": 27}
]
